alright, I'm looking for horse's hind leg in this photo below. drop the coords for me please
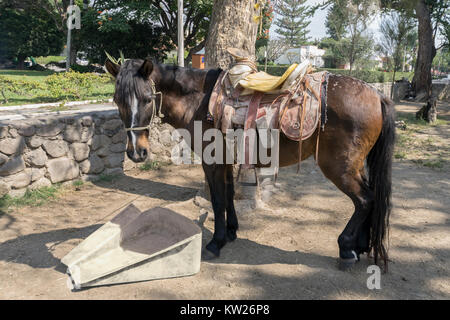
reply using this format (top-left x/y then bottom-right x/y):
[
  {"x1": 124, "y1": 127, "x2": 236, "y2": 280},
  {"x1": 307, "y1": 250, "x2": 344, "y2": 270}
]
[
  {"x1": 225, "y1": 164, "x2": 238, "y2": 242},
  {"x1": 319, "y1": 160, "x2": 374, "y2": 270}
]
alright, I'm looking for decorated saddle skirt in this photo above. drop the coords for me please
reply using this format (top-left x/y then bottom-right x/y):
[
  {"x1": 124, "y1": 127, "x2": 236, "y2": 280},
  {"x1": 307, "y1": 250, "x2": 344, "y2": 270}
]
[{"x1": 207, "y1": 64, "x2": 329, "y2": 168}]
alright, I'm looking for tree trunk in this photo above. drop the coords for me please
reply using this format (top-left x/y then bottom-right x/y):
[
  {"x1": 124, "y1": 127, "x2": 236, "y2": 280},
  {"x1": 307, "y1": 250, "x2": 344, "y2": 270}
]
[
  {"x1": 203, "y1": 0, "x2": 263, "y2": 204},
  {"x1": 70, "y1": 44, "x2": 77, "y2": 66},
  {"x1": 205, "y1": 0, "x2": 258, "y2": 69},
  {"x1": 412, "y1": 0, "x2": 436, "y2": 101},
  {"x1": 416, "y1": 97, "x2": 437, "y2": 123},
  {"x1": 16, "y1": 58, "x2": 25, "y2": 70},
  {"x1": 391, "y1": 69, "x2": 396, "y2": 99}
]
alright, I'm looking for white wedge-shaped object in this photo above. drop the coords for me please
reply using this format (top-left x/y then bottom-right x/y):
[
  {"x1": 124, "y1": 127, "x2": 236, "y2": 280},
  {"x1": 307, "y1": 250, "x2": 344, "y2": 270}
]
[{"x1": 61, "y1": 205, "x2": 202, "y2": 290}]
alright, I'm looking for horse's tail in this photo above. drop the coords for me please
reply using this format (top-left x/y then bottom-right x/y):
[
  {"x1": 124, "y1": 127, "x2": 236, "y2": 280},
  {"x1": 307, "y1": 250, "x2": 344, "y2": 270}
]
[{"x1": 366, "y1": 95, "x2": 396, "y2": 270}]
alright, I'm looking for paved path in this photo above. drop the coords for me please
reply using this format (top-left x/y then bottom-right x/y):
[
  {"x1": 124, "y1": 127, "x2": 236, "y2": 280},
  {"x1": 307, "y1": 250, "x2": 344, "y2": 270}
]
[{"x1": 0, "y1": 101, "x2": 116, "y2": 121}]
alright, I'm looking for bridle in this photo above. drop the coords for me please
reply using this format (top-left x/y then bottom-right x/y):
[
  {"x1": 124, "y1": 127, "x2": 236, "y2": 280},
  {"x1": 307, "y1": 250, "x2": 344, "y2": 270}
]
[{"x1": 124, "y1": 79, "x2": 164, "y2": 132}]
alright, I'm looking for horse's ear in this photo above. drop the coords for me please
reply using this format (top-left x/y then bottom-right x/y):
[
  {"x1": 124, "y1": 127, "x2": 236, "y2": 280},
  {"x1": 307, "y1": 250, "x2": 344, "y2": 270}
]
[
  {"x1": 139, "y1": 59, "x2": 153, "y2": 79},
  {"x1": 105, "y1": 59, "x2": 120, "y2": 78}
]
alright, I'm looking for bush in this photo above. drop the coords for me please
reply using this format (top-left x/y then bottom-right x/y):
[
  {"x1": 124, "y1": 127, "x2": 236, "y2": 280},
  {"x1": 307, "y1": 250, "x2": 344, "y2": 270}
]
[
  {"x1": 316, "y1": 68, "x2": 413, "y2": 83},
  {"x1": 0, "y1": 76, "x2": 45, "y2": 103},
  {"x1": 259, "y1": 65, "x2": 413, "y2": 83},
  {"x1": 45, "y1": 70, "x2": 112, "y2": 100}
]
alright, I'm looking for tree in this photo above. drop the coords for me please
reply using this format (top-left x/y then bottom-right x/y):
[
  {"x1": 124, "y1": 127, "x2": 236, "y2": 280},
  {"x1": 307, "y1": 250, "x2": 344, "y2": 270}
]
[
  {"x1": 90, "y1": 0, "x2": 213, "y2": 65},
  {"x1": 256, "y1": 39, "x2": 289, "y2": 63},
  {"x1": 0, "y1": 2, "x2": 64, "y2": 69},
  {"x1": 433, "y1": 48, "x2": 450, "y2": 74},
  {"x1": 76, "y1": 7, "x2": 170, "y2": 64},
  {"x1": 320, "y1": 0, "x2": 378, "y2": 71},
  {"x1": 378, "y1": 12, "x2": 416, "y2": 97},
  {"x1": 148, "y1": 0, "x2": 213, "y2": 64},
  {"x1": 205, "y1": 0, "x2": 258, "y2": 69},
  {"x1": 256, "y1": 1, "x2": 275, "y2": 52},
  {"x1": 273, "y1": 0, "x2": 311, "y2": 47},
  {"x1": 326, "y1": 0, "x2": 350, "y2": 41},
  {"x1": 343, "y1": 0, "x2": 378, "y2": 72},
  {"x1": 338, "y1": 36, "x2": 374, "y2": 71},
  {"x1": 7, "y1": 0, "x2": 82, "y2": 66},
  {"x1": 381, "y1": 0, "x2": 449, "y2": 106}
]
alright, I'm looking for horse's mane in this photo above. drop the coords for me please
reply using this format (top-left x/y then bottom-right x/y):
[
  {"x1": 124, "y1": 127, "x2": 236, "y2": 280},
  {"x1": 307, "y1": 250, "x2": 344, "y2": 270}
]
[
  {"x1": 113, "y1": 59, "x2": 152, "y2": 111},
  {"x1": 114, "y1": 59, "x2": 221, "y2": 109}
]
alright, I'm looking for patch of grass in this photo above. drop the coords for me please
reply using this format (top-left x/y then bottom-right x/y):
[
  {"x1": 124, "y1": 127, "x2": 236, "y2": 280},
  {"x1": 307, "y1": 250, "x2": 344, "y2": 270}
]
[
  {"x1": 393, "y1": 111, "x2": 449, "y2": 170},
  {"x1": 34, "y1": 56, "x2": 65, "y2": 65},
  {"x1": 72, "y1": 180, "x2": 84, "y2": 187},
  {"x1": 0, "y1": 185, "x2": 60, "y2": 211},
  {"x1": 396, "y1": 113, "x2": 450, "y2": 127},
  {"x1": 394, "y1": 152, "x2": 407, "y2": 159},
  {"x1": 423, "y1": 160, "x2": 444, "y2": 169},
  {"x1": 396, "y1": 133, "x2": 413, "y2": 147},
  {"x1": 139, "y1": 161, "x2": 163, "y2": 171},
  {"x1": 0, "y1": 69, "x2": 55, "y2": 82}
]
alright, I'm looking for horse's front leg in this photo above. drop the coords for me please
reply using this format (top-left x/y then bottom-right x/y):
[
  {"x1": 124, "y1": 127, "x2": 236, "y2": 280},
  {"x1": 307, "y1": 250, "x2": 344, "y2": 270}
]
[
  {"x1": 225, "y1": 164, "x2": 238, "y2": 242},
  {"x1": 202, "y1": 163, "x2": 227, "y2": 259}
]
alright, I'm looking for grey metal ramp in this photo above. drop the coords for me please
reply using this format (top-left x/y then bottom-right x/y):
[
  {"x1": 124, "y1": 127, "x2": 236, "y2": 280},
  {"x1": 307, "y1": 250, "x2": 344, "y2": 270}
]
[{"x1": 61, "y1": 205, "x2": 202, "y2": 290}]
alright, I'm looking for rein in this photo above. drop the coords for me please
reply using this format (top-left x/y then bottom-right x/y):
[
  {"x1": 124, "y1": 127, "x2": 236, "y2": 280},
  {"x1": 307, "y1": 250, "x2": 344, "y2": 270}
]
[{"x1": 124, "y1": 79, "x2": 164, "y2": 132}]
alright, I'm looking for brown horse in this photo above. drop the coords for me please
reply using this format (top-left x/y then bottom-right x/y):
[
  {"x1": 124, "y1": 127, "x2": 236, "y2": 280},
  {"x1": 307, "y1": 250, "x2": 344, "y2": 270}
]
[{"x1": 105, "y1": 58, "x2": 395, "y2": 270}]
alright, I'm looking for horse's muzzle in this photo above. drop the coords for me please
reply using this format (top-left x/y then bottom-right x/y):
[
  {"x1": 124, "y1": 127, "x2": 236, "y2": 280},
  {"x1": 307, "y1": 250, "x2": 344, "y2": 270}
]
[{"x1": 127, "y1": 147, "x2": 148, "y2": 163}]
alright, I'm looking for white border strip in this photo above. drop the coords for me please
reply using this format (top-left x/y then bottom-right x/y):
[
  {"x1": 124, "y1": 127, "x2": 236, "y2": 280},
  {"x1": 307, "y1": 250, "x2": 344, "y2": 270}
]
[{"x1": 0, "y1": 99, "x2": 113, "y2": 111}]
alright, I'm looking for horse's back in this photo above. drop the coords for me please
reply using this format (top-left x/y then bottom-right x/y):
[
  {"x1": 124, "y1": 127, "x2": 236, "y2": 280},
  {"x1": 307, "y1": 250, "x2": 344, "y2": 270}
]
[{"x1": 277, "y1": 74, "x2": 387, "y2": 168}]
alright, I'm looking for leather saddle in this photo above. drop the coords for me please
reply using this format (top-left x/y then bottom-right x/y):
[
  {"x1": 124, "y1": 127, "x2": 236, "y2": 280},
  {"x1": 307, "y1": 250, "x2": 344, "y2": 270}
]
[{"x1": 208, "y1": 48, "x2": 329, "y2": 168}]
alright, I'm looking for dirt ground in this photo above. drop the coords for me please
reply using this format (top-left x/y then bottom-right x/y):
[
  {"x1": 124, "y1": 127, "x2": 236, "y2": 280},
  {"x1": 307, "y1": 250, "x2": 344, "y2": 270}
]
[{"x1": 0, "y1": 102, "x2": 449, "y2": 300}]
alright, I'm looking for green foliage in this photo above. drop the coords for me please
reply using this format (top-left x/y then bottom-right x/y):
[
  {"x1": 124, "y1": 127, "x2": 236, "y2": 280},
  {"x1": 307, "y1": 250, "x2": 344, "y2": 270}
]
[
  {"x1": 72, "y1": 180, "x2": 84, "y2": 187},
  {"x1": 274, "y1": 0, "x2": 312, "y2": 47},
  {"x1": 319, "y1": 35, "x2": 374, "y2": 69},
  {"x1": 79, "y1": 0, "x2": 213, "y2": 63},
  {"x1": 0, "y1": 3, "x2": 64, "y2": 67},
  {"x1": 256, "y1": 1, "x2": 275, "y2": 51},
  {"x1": 139, "y1": 161, "x2": 163, "y2": 171},
  {"x1": 34, "y1": 56, "x2": 66, "y2": 65},
  {"x1": 0, "y1": 69, "x2": 54, "y2": 81},
  {"x1": 0, "y1": 76, "x2": 45, "y2": 103},
  {"x1": 0, "y1": 186, "x2": 60, "y2": 210},
  {"x1": 76, "y1": 7, "x2": 169, "y2": 64},
  {"x1": 0, "y1": 69, "x2": 114, "y2": 105},
  {"x1": 261, "y1": 65, "x2": 412, "y2": 83},
  {"x1": 323, "y1": 0, "x2": 379, "y2": 70},
  {"x1": 433, "y1": 48, "x2": 450, "y2": 73},
  {"x1": 45, "y1": 70, "x2": 112, "y2": 100},
  {"x1": 326, "y1": 0, "x2": 350, "y2": 40},
  {"x1": 378, "y1": 12, "x2": 416, "y2": 75}
]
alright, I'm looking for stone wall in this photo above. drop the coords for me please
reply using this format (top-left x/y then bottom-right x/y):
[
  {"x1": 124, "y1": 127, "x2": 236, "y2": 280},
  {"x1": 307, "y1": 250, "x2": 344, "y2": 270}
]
[
  {"x1": 432, "y1": 83, "x2": 450, "y2": 102},
  {"x1": 0, "y1": 111, "x2": 176, "y2": 197},
  {"x1": 370, "y1": 82, "x2": 393, "y2": 98},
  {"x1": 373, "y1": 81, "x2": 450, "y2": 103}
]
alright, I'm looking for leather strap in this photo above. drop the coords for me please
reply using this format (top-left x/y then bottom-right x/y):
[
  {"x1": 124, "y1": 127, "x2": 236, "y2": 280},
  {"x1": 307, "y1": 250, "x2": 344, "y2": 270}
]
[
  {"x1": 297, "y1": 93, "x2": 308, "y2": 173},
  {"x1": 243, "y1": 91, "x2": 264, "y2": 168}
]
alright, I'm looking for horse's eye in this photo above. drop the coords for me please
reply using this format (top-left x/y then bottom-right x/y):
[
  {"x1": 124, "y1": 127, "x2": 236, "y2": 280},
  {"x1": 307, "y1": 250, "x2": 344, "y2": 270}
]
[{"x1": 144, "y1": 95, "x2": 154, "y2": 103}]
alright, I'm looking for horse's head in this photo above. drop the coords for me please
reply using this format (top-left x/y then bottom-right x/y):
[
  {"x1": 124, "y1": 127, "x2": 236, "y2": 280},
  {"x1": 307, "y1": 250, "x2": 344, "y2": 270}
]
[{"x1": 105, "y1": 58, "x2": 159, "y2": 163}]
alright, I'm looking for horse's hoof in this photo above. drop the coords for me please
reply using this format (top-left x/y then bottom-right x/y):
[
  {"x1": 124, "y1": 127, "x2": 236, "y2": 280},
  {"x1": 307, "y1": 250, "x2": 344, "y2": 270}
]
[
  {"x1": 226, "y1": 229, "x2": 237, "y2": 242},
  {"x1": 338, "y1": 257, "x2": 357, "y2": 271},
  {"x1": 201, "y1": 249, "x2": 219, "y2": 261},
  {"x1": 202, "y1": 241, "x2": 220, "y2": 261}
]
